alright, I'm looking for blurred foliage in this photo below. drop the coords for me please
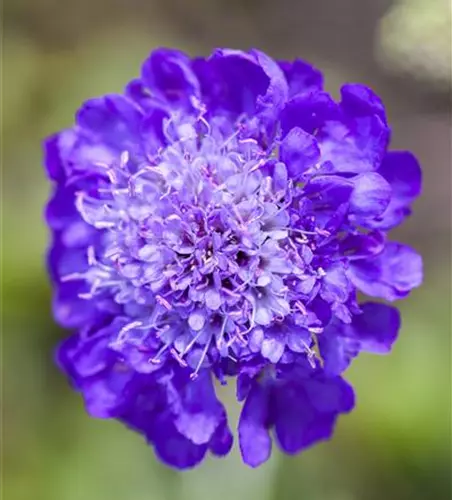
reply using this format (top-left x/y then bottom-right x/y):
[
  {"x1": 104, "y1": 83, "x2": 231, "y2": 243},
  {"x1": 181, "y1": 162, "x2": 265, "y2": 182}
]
[{"x1": 3, "y1": 5, "x2": 451, "y2": 500}]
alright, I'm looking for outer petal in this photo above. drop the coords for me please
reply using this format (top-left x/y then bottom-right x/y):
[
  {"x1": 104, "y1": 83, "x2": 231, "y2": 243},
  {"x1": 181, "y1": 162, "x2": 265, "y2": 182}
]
[
  {"x1": 45, "y1": 187, "x2": 76, "y2": 229},
  {"x1": 238, "y1": 382, "x2": 272, "y2": 467},
  {"x1": 320, "y1": 301, "x2": 401, "y2": 374},
  {"x1": 317, "y1": 85, "x2": 390, "y2": 174},
  {"x1": 320, "y1": 263, "x2": 352, "y2": 304},
  {"x1": 318, "y1": 115, "x2": 389, "y2": 174},
  {"x1": 119, "y1": 370, "x2": 232, "y2": 466},
  {"x1": 82, "y1": 372, "x2": 133, "y2": 418},
  {"x1": 274, "y1": 379, "x2": 313, "y2": 454},
  {"x1": 44, "y1": 133, "x2": 68, "y2": 182},
  {"x1": 319, "y1": 331, "x2": 361, "y2": 376},
  {"x1": 56, "y1": 323, "x2": 134, "y2": 418},
  {"x1": 140, "y1": 106, "x2": 169, "y2": 156},
  {"x1": 141, "y1": 48, "x2": 200, "y2": 105},
  {"x1": 274, "y1": 374, "x2": 354, "y2": 454},
  {"x1": 278, "y1": 59, "x2": 324, "y2": 97},
  {"x1": 378, "y1": 151, "x2": 422, "y2": 201},
  {"x1": 304, "y1": 375, "x2": 355, "y2": 414},
  {"x1": 55, "y1": 334, "x2": 85, "y2": 384},
  {"x1": 198, "y1": 49, "x2": 288, "y2": 120},
  {"x1": 346, "y1": 302, "x2": 401, "y2": 354},
  {"x1": 349, "y1": 172, "x2": 392, "y2": 217},
  {"x1": 76, "y1": 95, "x2": 143, "y2": 152},
  {"x1": 340, "y1": 84, "x2": 387, "y2": 124},
  {"x1": 152, "y1": 417, "x2": 208, "y2": 469},
  {"x1": 59, "y1": 329, "x2": 111, "y2": 379},
  {"x1": 280, "y1": 127, "x2": 320, "y2": 179},
  {"x1": 280, "y1": 91, "x2": 339, "y2": 136},
  {"x1": 209, "y1": 415, "x2": 234, "y2": 457},
  {"x1": 52, "y1": 284, "x2": 100, "y2": 328},
  {"x1": 43, "y1": 129, "x2": 107, "y2": 180},
  {"x1": 252, "y1": 50, "x2": 289, "y2": 121},
  {"x1": 108, "y1": 322, "x2": 163, "y2": 375},
  {"x1": 370, "y1": 151, "x2": 422, "y2": 229},
  {"x1": 172, "y1": 372, "x2": 224, "y2": 445},
  {"x1": 46, "y1": 235, "x2": 106, "y2": 328},
  {"x1": 304, "y1": 175, "x2": 354, "y2": 208},
  {"x1": 348, "y1": 242, "x2": 423, "y2": 301},
  {"x1": 236, "y1": 361, "x2": 264, "y2": 402},
  {"x1": 339, "y1": 230, "x2": 386, "y2": 260}
]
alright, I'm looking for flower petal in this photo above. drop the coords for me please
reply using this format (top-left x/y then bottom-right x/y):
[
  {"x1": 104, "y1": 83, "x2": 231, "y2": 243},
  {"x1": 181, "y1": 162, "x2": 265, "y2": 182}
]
[
  {"x1": 275, "y1": 376, "x2": 354, "y2": 454},
  {"x1": 238, "y1": 382, "x2": 272, "y2": 467},
  {"x1": 370, "y1": 151, "x2": 422, "y2": 229},
  {"x1": 76, "y1": 95, "x2": 143, "y2": 152},
  {"x1": 274, "y1": 374, "x2": 354, "y2": 454},
  {"x1": 278, "y1": 59, "x2": 323, "y2": 97},
  {"x1": 43, "y1": 133, "x2": 69, "y2": 182},
  {"x1": 347, "y1": 302, "x2": 400, "y2": 354},
  {"x1": 152, "y1": 417, "x2": 208, "y2": 469},
  {"x1": 304, "y1": 375, "x2": 355, "y2": 414},
  {"x1": 141, "y1": 48, "x2": 200, "y2": 105},
  {"x1": 304, "y1": 175, "x2": 354, "y2": 208},
  {"x1": 261, "y1": 335, "x2": 285, "y2": 363},
  {"x1": 320, "y1": 322, "x2": 361, "y2": 376},
  {"x1": 199, "y1": 49, "x2": 288, "y2": 121},
  {"x1": 348, "y1": 242, "x2": 423, "y2": 300},
  {"x1": 82, "y1": 373, "x2": 131, "y2": 418},
  {"x1": 173, "y1": 372, "x2": 223, "y2": 445},
  {"x1": 350, "y1": 172, "x2": 392, "y2": 217},
  {"x1": 318, "y1": 111, "x2": 390, "y2": 174},
  {"x1": 281, "y1": 91, "x2": 339, "y2": 136},
  {"x1": 280, "y1": 127, "x2": 320, "y2": 179},
  {"x1": 209, "y1": 416, "x2": 234, "y2": 457},
  {"x1": 321, "y1": 264, "x2": 351, "y2": 304},
  {"x1": 339, "y1": 230, "x2": 386, "y2": 259},
  {"x1": 340, "y1": 84, "x2": 387, "y2": 124}
]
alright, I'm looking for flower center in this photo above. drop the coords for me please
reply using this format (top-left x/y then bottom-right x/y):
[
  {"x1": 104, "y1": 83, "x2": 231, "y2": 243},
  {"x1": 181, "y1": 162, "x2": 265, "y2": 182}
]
[{"x1": 67, "y1": 111, "x2": 329, "y2": 372}]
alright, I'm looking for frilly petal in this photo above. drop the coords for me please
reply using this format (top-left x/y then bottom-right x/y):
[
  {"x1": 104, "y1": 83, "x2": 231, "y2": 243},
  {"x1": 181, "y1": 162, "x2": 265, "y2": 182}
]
[
  {"x1": 238, "y1": 382, "x2": 272, "y2": 467},
  {"x1": 348, "y1": 242, "x2": 423, "y2": 301},
  {"x1": 141, "y1": 48, "x2": 201, "y2": 106},
  {"x1": 278, "y1": 59, "x2": 324, "y2": 97}
]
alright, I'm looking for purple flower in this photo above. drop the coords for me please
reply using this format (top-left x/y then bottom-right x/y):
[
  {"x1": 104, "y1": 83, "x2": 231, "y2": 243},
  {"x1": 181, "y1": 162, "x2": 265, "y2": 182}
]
[{"x1": 44, "y1": 47, "x2": 422, "y2": 468}]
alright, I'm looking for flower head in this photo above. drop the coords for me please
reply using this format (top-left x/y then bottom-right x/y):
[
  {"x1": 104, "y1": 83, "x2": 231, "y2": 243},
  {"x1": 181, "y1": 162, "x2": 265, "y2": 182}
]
[{"x1": 44, "y1": 47, "x2": 422, "y2": 468}]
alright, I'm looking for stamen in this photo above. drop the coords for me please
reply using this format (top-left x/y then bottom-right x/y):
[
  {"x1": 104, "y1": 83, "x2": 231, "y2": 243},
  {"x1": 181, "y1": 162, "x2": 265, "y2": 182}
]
[
  {"x1": 315, "y1": 228, "x2": 331, "y2": 237},
  {"x1": 170, "y1": 348, "x2": 188, "y2": 367},
  {"x1": 181, "y1": 330, "x2": 204, "y2": 355},
  {"x1": 118, "y1": 320, "x2": 143, "y2": 338},
  {"x1": 87, "y1": 246, "x2": 97, "y2": 266},
  {"x1": 216, "y1": 315, "x2": 229, "y2": 349},
  {"x1": 239, "y1": 138, "x2": 258, "y2": 146},
  {"x1": 317, "y1": 267, "x2": 327, "y2": 277},
  {"x1": 198, "y1": 115, "x2": 211, "y2": 136},
  {"x1": 150, "y1": 343, "x2": 171, "y2": 363},
  {"x1": 156, "y1": 295, "x2": 172, "y2": 310},
  {"x1": 247, "y1": 158, "x2": 266, "y2": 174},
  {"x1": 61, "y1": 272, "x2": 86, "y2": 282},
  {"x1": 295, "y1": 301, "x2": 307, "y2": 315},
  {"x1": 120, "y1": 151, "x2": 129, "y2": 168},
  {"x1": 221, "y1": 129, "x2": 241, "y2": 149},
  {"x1": 190, "y1": 337, "x2": 211, "y2": 380}
]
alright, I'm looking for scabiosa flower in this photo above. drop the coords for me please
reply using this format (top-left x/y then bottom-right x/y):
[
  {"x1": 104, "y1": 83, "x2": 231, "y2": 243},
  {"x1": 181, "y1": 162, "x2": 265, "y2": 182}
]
[{"x1": 44, "y1": 48, "x2": 423, "y2": 469}]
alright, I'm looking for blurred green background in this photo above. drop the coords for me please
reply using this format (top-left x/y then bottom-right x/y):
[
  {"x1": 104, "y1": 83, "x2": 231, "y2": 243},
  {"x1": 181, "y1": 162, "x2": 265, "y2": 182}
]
[{"x1": 2, "y1": 0, "x2": 451, "y2": 499}]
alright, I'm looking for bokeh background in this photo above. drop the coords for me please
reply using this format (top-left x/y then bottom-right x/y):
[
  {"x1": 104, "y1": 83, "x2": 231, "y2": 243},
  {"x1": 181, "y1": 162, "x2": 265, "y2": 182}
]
[{"x1": 3, "y1": 0, "x2": 451, "y2": 499}]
